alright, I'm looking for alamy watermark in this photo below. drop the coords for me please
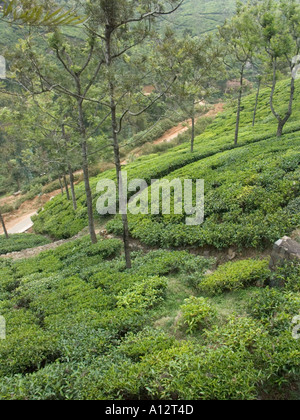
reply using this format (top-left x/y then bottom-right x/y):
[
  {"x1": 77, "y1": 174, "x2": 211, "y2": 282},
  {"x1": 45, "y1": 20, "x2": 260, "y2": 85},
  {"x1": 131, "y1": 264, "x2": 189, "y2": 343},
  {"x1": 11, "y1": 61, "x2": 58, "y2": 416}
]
[
  {"x1": 0, "y1": 55, "x2": 6, "y2": 79},
  {"x1": 292, "y1": 315, "x2": 300, "y2": 340},
  {"x1": 96, "y1": 172, "x2": 204, "y2": 226},
  {"x1": 0, "y1": 316, "x2": 6, "y2": 340},
  {"x1": 292, "y1": 55, "x2": 300, "y2": 80}
]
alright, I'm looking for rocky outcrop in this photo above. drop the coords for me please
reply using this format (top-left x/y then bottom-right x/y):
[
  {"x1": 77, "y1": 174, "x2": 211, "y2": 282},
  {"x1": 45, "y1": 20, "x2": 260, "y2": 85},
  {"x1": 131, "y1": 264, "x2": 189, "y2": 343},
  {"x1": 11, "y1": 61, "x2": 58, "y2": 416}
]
[{"x1": 269, "y1": 236, "x2": 300, "y2": 270}]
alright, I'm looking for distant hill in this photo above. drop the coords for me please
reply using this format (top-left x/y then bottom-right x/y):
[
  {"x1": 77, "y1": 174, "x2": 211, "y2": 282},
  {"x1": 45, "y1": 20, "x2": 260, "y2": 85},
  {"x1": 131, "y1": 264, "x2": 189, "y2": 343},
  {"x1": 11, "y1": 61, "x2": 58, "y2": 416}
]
[
  {"x1": 161, "y1": 0, "x2": 237, "y2": 36},
  {"x1": 0, "y1": 0, "x2": 237, "y2": 49}
]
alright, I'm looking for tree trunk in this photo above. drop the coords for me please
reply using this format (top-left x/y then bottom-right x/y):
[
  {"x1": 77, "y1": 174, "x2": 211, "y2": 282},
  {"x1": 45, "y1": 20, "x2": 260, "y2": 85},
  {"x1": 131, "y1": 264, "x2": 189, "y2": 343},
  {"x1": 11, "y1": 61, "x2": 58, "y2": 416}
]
[
  {"x1": 191, "y1": 115, "x2": 195, "y2": 153},
  {"x1": 58, "y1": 176, "x2": 64, "y2": 196},
  {"x1": 68, "y1": 165, "x2": 77, "y2": 211},
  {"x1": 277, "y1": 121, "x2": 284, "y2": 137},
  {"x1": 16, "y1": 177, "x2": 21, "y2": 192},
  {"x1": 77, "y1": 99, "x2": 97, "y2": 244},
  {"x1": 111, "y1": 91, "x2": 132, "y2": 269},
  {"x1": 0, "y1": 212, "x2": 9, "y2": 239},
  {"x1": 270, "y1": 59, "x2": 295, "y2": 138},
  {"x1": 81, "y1": 142, "x2": 97, "y2": 244},
  {"x1": 105, "y1": 29, "x2": 132, "y2": 269},
  {"x1": 252, "y1": 78, "x2": 261, "y2": 127},
  {"x1": 63, "y1": 174, "x2": 70, "y2": 201},
  {"x1": 235, "y1": 68, "x2": 244, "y2": 146}
]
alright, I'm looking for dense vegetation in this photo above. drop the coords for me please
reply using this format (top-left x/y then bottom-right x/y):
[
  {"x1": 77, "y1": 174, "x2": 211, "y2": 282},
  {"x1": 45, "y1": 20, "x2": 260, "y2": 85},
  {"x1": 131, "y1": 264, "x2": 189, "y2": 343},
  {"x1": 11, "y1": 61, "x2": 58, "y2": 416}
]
[
  {"x1": 1, "y1": 0, "x2": 300, "y2": 401},
  {"x1": 33, "y1": 79, "x2": 300, "y2": 252},
  {"x1": 167, "y1": 0, "x2": 236, "y2": 35},
  {"x1": 0, "y1": 234, "x2": 50, "y2": 255},
  {"x1": 0, "y1": 237, "x2": 299, "y2": 400}
]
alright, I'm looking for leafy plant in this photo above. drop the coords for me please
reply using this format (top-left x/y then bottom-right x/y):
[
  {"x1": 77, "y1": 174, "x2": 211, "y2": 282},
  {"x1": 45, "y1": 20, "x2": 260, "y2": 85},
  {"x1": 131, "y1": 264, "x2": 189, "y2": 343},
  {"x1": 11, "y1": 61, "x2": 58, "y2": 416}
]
[
  {"x1": 199, "y1": 259, "x2": 271, "y2": 295},
  {"x1": 179, "y1": 296, "x2": 216, "y2": 333}
]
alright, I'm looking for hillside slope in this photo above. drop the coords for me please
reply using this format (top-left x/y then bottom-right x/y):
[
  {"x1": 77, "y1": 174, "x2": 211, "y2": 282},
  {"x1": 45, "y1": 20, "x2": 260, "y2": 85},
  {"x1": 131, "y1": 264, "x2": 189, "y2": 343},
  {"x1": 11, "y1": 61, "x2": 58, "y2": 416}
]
[
  {"x1": 165, "y1": 0, "x2": 236, "y2": 35},
  {"x1": 33, "y1": 78, "x2": 300, "y2": 252},
  {"x1": 0, "y1": 0, "x2": 236, "y2": 49},
  {"x1": 1, "y1": 79, "x2": 300, "y2": 401}
]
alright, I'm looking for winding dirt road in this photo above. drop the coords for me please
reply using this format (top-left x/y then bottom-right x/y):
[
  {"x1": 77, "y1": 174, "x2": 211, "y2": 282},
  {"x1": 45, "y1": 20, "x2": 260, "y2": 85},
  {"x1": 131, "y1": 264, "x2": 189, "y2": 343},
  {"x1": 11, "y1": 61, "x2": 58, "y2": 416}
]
[{"x1": 1, "y1": 103, "x2": 224, "y2": 236}]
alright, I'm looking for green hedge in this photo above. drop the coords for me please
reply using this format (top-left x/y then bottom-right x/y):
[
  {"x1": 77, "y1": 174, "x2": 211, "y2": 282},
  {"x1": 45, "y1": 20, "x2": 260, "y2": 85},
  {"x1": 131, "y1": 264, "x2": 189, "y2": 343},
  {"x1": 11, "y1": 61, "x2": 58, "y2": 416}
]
[
  {"x1": 0, "y1": 234, "x2": 51, "y2": 255},
  {"x1": 198, "y1": 259, "x2": 271, "y2": 295}
]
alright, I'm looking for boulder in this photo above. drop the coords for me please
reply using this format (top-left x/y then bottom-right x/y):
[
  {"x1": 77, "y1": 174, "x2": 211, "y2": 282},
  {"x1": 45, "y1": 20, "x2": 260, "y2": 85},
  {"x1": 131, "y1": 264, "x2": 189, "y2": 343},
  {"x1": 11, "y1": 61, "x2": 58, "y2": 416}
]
[{"x1": 269, "y1": 236, "x2": 300, "y2": 270}]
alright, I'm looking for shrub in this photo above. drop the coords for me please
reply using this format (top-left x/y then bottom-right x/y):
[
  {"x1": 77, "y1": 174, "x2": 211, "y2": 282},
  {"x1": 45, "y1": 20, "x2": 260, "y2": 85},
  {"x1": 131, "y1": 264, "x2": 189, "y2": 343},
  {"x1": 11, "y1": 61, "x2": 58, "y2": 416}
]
[
  {"x1": 0, "y1": 309, "x2": 59, "y2": 376},
  {"x1": 199, "y1": 259, "x2": 271, "y2": 296},
  {"x1": 117, "y1": 328, "x2": 176, "y2": 362},
  {"x1": 272, "y1": 261, "x2": 300, "y2": 292},
  {"x1": 117, "y1": 276, "x2": 168, "y2": 311},
  {"x1": 0, "y1": 362, "x2": 84, "y2": 400},
  {"x1": 179, "y1": 296, "x2": 216, "y2": 333},
  {"x1": 0, "y1": 234, "x2": 51, "y2": 255},
  {"x1": 248, "y1": 288, "x2": 300, "y2": 334}
]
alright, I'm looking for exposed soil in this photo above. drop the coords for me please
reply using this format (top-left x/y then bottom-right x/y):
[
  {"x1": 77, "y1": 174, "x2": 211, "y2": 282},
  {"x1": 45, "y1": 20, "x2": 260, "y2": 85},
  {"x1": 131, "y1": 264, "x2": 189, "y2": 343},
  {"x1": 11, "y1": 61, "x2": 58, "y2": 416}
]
[
  {"x1": 0, "y1": 230, "x2": 86, "y2": 260},
  {"x1": 0, "y1": 103, "x2": 224, "y2": 237},
  {"x1": 121, "y1": 102, "x2": 224, "y2": 164},
  {"x1": 154, "y1": 103, "x2": 224, "y2": 145},
  {"x1": 0, "y1": 189, "x2": 61, "y2": 235}
]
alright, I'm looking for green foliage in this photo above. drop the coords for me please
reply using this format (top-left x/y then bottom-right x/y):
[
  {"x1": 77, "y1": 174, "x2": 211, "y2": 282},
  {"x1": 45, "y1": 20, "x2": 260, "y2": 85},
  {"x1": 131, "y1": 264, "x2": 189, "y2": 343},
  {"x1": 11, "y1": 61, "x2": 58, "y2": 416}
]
[
  {"x1": 117, "y1": 328, "x2": 176, "y2": 362},
  {"x1": 33, "y1": 79, "x2": 300, "y2": 252},
  {"x1": 0, "y1": 236, "x2": 300, "y2": 400},
  {"x1": 167, "y1": 0, "x2": 237, "y2": 36},
  {"x1": 248, "y1": 287, "x2": 300, "y2": 334},
  {"x1": 179, "y1": 296, "x2": 216, "y2": 333},
  {"x1": 1, "y1": 0, "x2": 86, "y2": 26},
  {"x1": 268, "y1": 260, "x2": 300, "y2": 291},
  {"x1": 0, "y1": 234, "x2": 50, "y2": 255},
  {"x1": 199, "y1": 259, "x2": 271, "y2": 295},
  {"x1": 116, "y1": 276, "x2": 168, "y2": 311},
  {"x1": 0, "y1": 308, "x2": 58, "y2": 377}
]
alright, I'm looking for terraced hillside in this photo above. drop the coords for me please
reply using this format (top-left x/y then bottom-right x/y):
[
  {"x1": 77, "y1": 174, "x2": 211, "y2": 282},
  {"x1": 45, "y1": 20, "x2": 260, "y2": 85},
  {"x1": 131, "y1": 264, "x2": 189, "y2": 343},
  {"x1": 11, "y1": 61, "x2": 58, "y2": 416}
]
[
  {"x1": 33, "y1": 79, "x2": 300, "y2": 253},
  {"x1": 165, "y1": 0, "x2": 236, "y2": 35},
  {"x1": 1, "y1": 77, "x2": 300, "y2": 401}
]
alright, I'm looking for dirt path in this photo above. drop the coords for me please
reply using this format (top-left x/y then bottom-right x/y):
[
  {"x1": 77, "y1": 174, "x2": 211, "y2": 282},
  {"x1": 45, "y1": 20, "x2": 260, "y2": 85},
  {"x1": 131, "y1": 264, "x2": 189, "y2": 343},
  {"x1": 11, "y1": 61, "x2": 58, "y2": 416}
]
[
  {"x1": 1, "y1": 231, "x2": 86, "y2": 260},
  {"x1": 0, "y1": 189, "x2": 61, "y2": 236},
  {"x1": 154, "y1": 103, "x2": 224, "y2": 145},
  {"x1": 1, "y1": 104, "x2": 224, "y2": 235},
  {"x1": 121, "y1": 103, "x2": 224, "y2": 164},
  {"x1": 6, "y1": 212, "x2": 37, "y2": 234}
]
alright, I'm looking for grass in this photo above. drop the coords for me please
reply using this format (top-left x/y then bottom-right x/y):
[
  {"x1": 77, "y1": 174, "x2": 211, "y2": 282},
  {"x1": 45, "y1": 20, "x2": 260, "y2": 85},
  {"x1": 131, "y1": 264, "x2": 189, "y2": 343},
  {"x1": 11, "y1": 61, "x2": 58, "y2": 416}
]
[{"x1": 151, "y1": 276, "x2": 196, "y2": 333}]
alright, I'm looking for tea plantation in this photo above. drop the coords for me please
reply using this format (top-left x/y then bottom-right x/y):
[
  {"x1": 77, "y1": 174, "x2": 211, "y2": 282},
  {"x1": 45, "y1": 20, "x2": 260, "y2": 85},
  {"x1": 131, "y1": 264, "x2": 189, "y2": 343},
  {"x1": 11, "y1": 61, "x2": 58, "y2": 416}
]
[
  {"x1": 0, "y1": 234, "x2": 51, "y2": 255},
  {"x1": 0, "y1": 236, "x2": 300, "y2": 400},
  {"x1": 32, "y1": 79, "x2": 300, "y2": 250},
  {"x1": 0, "y1": 78, "x2": 299, "y2": 400}
]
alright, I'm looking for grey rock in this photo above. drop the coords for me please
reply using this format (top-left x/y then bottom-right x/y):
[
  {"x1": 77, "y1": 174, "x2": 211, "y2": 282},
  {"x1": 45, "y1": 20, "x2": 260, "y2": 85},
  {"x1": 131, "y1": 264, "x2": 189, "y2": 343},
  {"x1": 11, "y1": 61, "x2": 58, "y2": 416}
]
[{"x1": 269, "y1": 236, "x2": 300, "y2": 270}]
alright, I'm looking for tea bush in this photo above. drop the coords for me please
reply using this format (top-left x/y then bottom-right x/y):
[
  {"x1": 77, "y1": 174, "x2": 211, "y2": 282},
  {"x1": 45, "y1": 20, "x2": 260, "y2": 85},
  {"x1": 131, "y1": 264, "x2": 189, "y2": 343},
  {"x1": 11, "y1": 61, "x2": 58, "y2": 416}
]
[
  {"x1": 0, "y1": 234, "x2": 50, "y2": 255},
  {"x1": 128, "y1": 136, "x2": 300, "y2": 250},
  {"x1": 248, "y1": 288, "x2": 300, "y2": 334},
  {"x1": 199, "y1": 259, "x2": 271, "y2": 295},
  {"x1": 271, "y1": 261, "x2": 300, "y2": 292},
  {"x1": 179, "y1": 296, "x2": 216, "y2": 333},
  {"x1": 0, "y1": 236, "x2": 300, "y2": 399},
  {"x1": 32, "y1": 79, "x2": 300, "y2": 245}
]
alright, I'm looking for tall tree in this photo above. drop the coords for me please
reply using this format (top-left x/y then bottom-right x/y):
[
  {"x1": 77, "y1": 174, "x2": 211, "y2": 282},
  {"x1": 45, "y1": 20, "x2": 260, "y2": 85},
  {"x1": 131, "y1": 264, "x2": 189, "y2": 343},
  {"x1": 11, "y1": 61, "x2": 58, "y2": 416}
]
[
  {"x1": 8, "y1": 29, "x2": 105, "y2": 243},
  {"x1": 259, "y1": 0, "x2": 300, "y2": 137},
  {"x1": 220, "y1": 1, "x2": 260, "y2": 145},
  {"x1": 86, "y1": 0, "x2": 183, "y2": 268},
  {"x1": 155, "y1": 30, "x2": 223, "y2": 152}
]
